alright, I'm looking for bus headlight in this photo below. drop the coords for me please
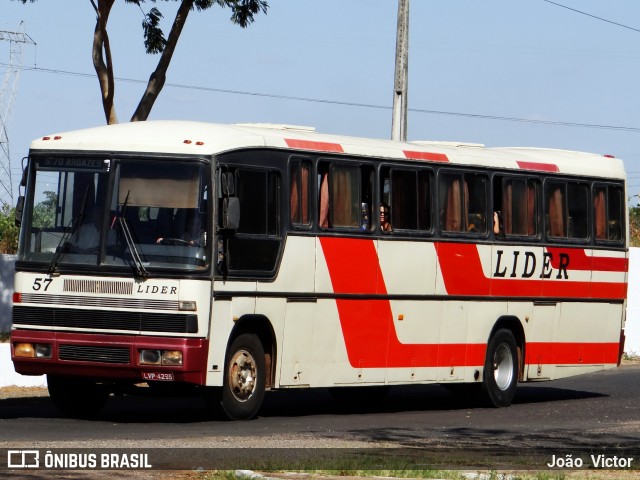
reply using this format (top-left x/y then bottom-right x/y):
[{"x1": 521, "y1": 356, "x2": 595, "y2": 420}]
[
  {"x1": 14, "y1": 343, "x2": 35, "y2": 358},
  {"x1": 35, "y1": 344, "x2": 52, "y2": 358},
  {"x1": 161, "y1": 350, "x2": 183, "y2": 366},
  {"x1": 139, "y1": 350, "x2": 161, "y2": 365},
  {"x1": 14, "y1": 343, "x2": 52, "y2": 359},
  {"x1": 139, "y1": 349, "x2": 183, "y2": 366}
]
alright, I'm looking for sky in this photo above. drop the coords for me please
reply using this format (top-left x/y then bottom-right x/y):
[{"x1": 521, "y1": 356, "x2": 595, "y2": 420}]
[{"x1": 1, "y1": 0, "x2": 640, "y2": 205}]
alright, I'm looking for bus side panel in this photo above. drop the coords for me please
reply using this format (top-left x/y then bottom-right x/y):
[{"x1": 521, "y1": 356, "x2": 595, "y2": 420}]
[
  {"x1": 206, "y1": 286, "x2": 256, "y2": 387},
  {"x1": 315, "y1": 237, "x2": 386, "y2": 385}
]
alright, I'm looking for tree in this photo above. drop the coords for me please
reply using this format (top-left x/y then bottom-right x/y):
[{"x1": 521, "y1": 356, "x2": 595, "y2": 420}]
[
  {"x1": 631, "y1": 205, "x2": 640, "y2": 248},
  {"x1": 32, "y1": 191, "x2": 58, "y2": 229},
  {"x1": 0, "y1": 203, "x2": 20, "y2": 254},
  {"x1": 17, "y1": 0, "x2": 268, "y2": 124}
]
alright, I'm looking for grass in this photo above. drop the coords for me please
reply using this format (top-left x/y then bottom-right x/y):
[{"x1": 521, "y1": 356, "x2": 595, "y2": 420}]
[{"x1": 0, "y1": 331, "x2": 9, "y2": 343}]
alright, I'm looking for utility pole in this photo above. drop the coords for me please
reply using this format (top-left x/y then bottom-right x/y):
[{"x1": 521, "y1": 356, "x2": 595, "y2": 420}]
[
  {"x1": 0, "y1": 26, "x2": 36, "y2": 205},
  {"x1": 391, "y1": 0, "x2": 409, "y2": 142}
]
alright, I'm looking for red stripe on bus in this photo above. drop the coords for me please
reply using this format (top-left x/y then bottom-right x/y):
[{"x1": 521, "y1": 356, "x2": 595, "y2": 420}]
[
  {"x1": 547, "y1": 247, "x2": 628, "y2": 272},
  {"x1": 516, "y1": 161, "x2": 560, "y2": 172},
  {"x1": 319, "y1": 237, "x2": 486, "y2": 368},
  {"x1": 436, "y1": 242, "x2": 627, "y2": 300},
  {"x1": 525, "y1": 342, "x2": 620, "y2": 365},
  {"x1": 403, "y1": 150, "x2": 449, "y2": 162},
  {"x1": 320, "y1": 237, "x2": 624, "y2": 370},
  {"x1": 285, "y1": 138, "x2": 344, "y2": 153}
]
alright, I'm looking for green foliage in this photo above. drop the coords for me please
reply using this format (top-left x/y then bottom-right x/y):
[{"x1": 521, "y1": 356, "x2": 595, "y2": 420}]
[
  {"x1": 0, "y1": 203, "x2": 19, "y2": 254},
  {"x1": 32, "y1": 191, "x2": 57, "y2": 229},
  {"x1": 135, "y1": 0, "x2": 269, "y2": 55},
  {"x1": 631, "y1": 205, "x2": 640, "y2": 247}
]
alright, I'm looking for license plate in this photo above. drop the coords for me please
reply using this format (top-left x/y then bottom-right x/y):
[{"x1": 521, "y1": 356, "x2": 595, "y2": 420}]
[{"x1": 142, "y1": 372, "x2": 174, "y2": 381}]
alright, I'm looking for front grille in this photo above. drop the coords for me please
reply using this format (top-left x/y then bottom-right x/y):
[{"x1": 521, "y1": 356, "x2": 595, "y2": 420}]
[
  {"x1": 21, "y1": 293, "x2": 179, "y2": 310},
  {"x1": 63, "y1": 279, "x2": 133, "y2": 295},
  {"x1": 59, "y1": 345, "x2": 130, "y2": 364},
  {"x1": 13, "y1": 306, "x2": 198, "y2": 334}
]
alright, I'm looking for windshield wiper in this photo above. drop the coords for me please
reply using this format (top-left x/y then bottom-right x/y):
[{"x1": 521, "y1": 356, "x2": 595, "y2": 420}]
[
  {"x1": 48, "y1": 187, "x2": 89, "y2": 275},
  {"x1": 117, "y1": 191, "x2": 148, "y2": 280}
]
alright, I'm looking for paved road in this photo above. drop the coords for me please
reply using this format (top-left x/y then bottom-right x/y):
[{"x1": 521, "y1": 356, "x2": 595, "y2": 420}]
[{"x1": 0, "y1": 365, "x2": 638, "y2": 452}]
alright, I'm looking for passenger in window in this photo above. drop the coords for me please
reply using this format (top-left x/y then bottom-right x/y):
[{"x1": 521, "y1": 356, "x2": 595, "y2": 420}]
[
  {"x1": 493, "y1": 211, "x2": 503, "y2": 236},
  {"x1": 380, "y1": 203, "x2": 392, "y2": 232}
]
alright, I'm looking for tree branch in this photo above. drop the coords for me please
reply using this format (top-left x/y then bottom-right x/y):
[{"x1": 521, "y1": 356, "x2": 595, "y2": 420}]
[
  {"x1": 92, "y1": 0, "x2": 118, "y2": 124},
  {"x1": 131, "y1": 0, "x2": 194, "y2": 122}
]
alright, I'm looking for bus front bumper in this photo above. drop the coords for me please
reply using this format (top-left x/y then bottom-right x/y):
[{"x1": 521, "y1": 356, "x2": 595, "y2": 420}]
[{"x1": 10, "y1": 329, "x2": 209, "y2": 386}]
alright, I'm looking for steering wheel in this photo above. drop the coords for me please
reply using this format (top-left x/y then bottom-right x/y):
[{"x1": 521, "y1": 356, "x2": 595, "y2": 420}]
[{"x1": 158, "y1": 238, "x2": 192, "y2": 246}]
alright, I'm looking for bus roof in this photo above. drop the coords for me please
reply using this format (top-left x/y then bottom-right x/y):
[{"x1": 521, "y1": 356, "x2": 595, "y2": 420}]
[{"x1": 30, "y1": 120, "x2": 626, "y2": 180}]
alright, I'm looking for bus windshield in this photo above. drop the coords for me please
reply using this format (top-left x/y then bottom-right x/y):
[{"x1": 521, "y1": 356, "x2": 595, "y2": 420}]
[{"x1": 21, "y1": 156, "x2": 209, "y2": 273}]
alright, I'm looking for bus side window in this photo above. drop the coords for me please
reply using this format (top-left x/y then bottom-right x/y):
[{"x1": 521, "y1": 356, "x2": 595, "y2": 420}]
[
  {"x1": 498, "y1": 177, "x2": 539, "y2": 238},
  {"x1": 567, "y1": 183, "x2": 589, "y2": 240},
  {"x1": 386, "y1": 168, "x2": 432, "y2": 232},
  {"x1": 594, "y1": 184, "x2": 623, "y2": 242},
  {"x1": 439, "y1": 171, "x2": 487, "y2": 235},
  {"x1": 465, "y1": 173, "x2": 488, "y2": 234},
  {"x1": 318, "y1": 162, "x2": 372, "y2": 231}
]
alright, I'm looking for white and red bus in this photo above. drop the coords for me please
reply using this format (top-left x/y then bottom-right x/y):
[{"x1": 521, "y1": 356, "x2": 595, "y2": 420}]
[{"x1": 11, "y1": 121, "x2": 628, "y2": 420}]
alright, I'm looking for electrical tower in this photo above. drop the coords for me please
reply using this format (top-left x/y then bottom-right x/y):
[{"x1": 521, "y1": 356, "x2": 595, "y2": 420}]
[{"x1": 0, "y1": 26, "x2": 36, "y2": 205}]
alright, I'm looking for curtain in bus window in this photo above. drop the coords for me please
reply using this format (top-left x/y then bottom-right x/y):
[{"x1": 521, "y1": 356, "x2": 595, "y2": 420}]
[
  {"x1": 444, "y1": 177, "x2": 462, "y2": 232},
  {"x1": 391, "y1": 173, "x2": 406, "y2": 229},
  {"x1": 514, "y1": 181, "x2": 529, "y2": 235},
  {"x1": 608, "y1": 187, "x2": 623, "y2": 240},
  {"x1": 527, "y1": 182, "x2": 537, "y2": 236},
  {"x1": 391, "y1": 170, "x2": 418, "y2": 230},
  {"x1": 290, "y1": 169, "x2": 299, "y2": 223},
  {"x1": 290, "y1": 161, "x2": 310, "y2": 225},
  {"x1": 418, "y1": 171, "x2": 431, "y2": 230},
  {"x1": 465, "y1": 174, "x2": 487, "y2": 233},
  {"x1": 548, "y1": 186, "x2": 565, "y2": 237},
  {"x1": 567, "y1": 183, "x2": 588, "y2": 239},
  {"x1": 463, "y1": 179, "x2": 470, "y2": 231},
  {"x1": 503, "y1": 181, "x2": 513, "y2": 235},
  {"x1": 331, "y1": 166, "x2": 358, "y2": 227},
  {"x1": 594, "y1": 188, "x2": 606, "y2": 240},
  {"x1": 319, "y1": 171, "x2": 329, "y2": 228}
]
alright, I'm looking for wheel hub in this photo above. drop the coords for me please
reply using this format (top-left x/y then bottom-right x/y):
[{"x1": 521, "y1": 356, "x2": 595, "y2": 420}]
[
  {"x1": 492, "y1": 342, "x2": 514, "y2": 391},
  {"x1": 229, "y1": 349, "x2": 257, "y2": 402}
]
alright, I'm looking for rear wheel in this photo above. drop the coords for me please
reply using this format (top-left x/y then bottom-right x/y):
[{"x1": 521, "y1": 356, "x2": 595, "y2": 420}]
[
  {"x1": 481, "y1": 329, "x2": 518, "y2": 407},
  {"x1": 206, "y1": 334, "x2": 266, "y2": 420},
  {"x1": 47, "y1": 375, "x2": 110, "y2": 418}
]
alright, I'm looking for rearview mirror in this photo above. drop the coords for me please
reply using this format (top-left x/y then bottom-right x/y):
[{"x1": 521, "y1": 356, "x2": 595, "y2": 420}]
[{"x1": 14, "y1": 196, "x2": 24, "y2": 227}]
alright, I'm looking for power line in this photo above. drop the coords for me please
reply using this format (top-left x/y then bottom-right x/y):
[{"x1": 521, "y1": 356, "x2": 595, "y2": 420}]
[
  {"x1": 6, "y1": 62, "x2": 640, "y2": 134},
  {"x1": 541, "y1": 0, "x2": 640, "y2": 34}
]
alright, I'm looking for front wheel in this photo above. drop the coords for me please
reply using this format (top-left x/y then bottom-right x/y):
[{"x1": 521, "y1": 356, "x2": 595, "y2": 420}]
[
  {"x1": 206, "y1": 334, "x2": 266, "y2": 421},
  {"x1": 47, "y1": 375, "x2": 110, "y2": 418},
  {"x1": 481, "y1": 329, "x2": 519, "y2": 407}
]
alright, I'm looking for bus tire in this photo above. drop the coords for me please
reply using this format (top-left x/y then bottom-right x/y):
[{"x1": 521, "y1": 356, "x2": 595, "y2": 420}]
[
  {"x1": 47, "y1": 374, "x2": 109, "y2": 418},
  {"x1": 218, "y1": 333, "x2": 266, "y2": 420},
  {"x1": 481, "y1": 328, "x2": 518, "y2": 407}
]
